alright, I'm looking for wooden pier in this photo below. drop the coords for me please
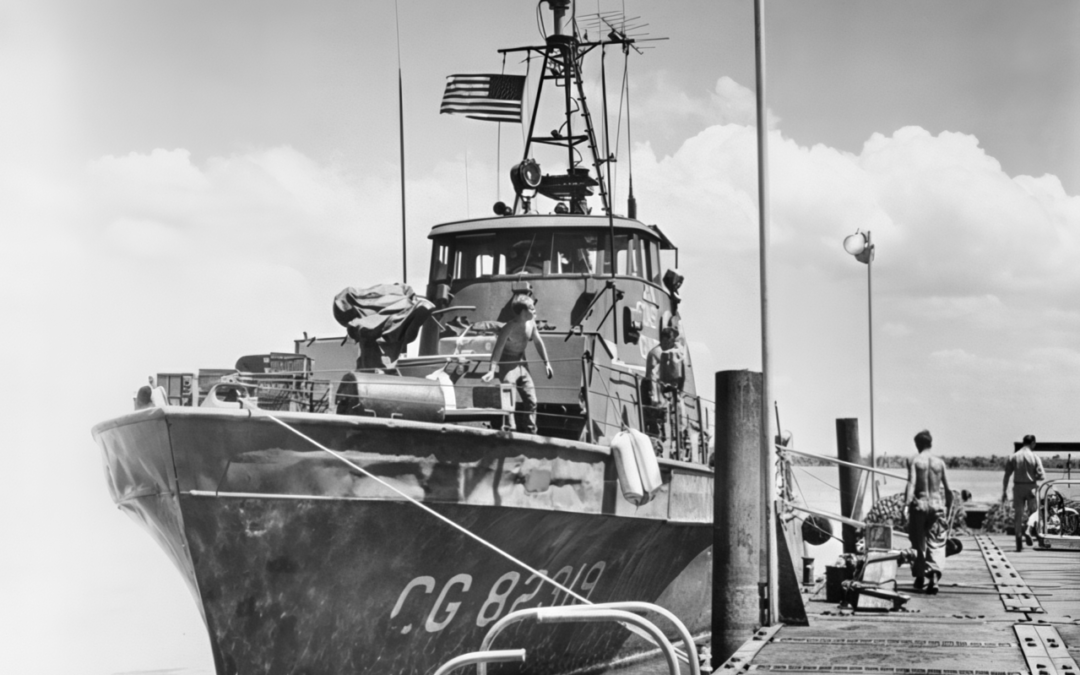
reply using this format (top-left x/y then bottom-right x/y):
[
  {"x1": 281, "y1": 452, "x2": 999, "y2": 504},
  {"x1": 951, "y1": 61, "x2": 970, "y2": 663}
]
[{"x1": 621, "y1": 534, "x2": 1079, "y2": 675}]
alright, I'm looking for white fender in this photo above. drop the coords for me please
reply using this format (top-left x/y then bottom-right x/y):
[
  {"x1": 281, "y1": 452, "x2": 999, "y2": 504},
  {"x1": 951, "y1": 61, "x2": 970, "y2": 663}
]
[
  {"x1": 149, "y1": 386, "x2": 169, "y2": 408},
  {"x1": 610, "y1": 429, "x2": 663, "y2": 506},
  {"x1": 425, "y1": 369, "x2": 457, "y2": 410}
]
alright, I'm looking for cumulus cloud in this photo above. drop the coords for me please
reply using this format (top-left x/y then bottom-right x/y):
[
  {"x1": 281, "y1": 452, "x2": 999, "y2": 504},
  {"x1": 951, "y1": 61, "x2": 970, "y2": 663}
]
[
  {"x1": 635, "y1": 73, "x2": 779, "y2": 130},
  {"x1": 29, "y1": 143, "x2": 512, "y2": 377},
  {"x1": 621, "y1": 79, "x2": 1079, "y2": 453},
  {"x1": 632, "y1": 101, "x2": 1080, "y2": 301},
  {"x1": 624, "y1": 74, "x2": 780, "y2": 162}
]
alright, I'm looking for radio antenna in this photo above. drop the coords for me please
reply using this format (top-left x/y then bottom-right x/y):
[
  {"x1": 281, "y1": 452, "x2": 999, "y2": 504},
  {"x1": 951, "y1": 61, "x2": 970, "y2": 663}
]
[{"x1": 395, "y1": 0, "x2": 407, "y2": 283}]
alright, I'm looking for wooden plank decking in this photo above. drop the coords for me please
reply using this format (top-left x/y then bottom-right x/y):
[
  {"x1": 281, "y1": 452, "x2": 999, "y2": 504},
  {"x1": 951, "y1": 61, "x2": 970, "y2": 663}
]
[{"x1": 619, "y1": 534, "x2": 1079, "y2": 675}]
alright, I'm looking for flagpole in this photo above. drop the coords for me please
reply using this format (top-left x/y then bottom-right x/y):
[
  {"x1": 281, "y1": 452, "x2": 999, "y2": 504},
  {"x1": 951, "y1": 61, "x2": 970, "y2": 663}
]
[{"x1": 754, "y1": 0, "x2": 780, "y2": 627}]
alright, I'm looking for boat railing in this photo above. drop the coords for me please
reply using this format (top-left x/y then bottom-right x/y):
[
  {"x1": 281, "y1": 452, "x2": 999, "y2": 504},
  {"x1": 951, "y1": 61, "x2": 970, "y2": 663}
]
[
  {"x1": 474, "y1": 601, "x2": 696, "y2": 675},
  {"x1": 173, "y1": 356, "x2": 717, "y2": 465},
  {"x1": 585, "y1": 359, "x2": 713, "y2": 465}
]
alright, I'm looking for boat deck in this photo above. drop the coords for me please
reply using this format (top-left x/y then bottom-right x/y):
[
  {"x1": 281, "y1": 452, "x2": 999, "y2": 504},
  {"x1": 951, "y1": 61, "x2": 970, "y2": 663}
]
[{"x1": 624, "y1": 534, "x2": 1080, "y2": 675}]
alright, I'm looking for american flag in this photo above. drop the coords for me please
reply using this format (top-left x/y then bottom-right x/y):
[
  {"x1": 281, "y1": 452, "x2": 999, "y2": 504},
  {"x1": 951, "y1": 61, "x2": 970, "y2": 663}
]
[{"x1": 440, "y1": 74, "x2": 526, "y2": 123}]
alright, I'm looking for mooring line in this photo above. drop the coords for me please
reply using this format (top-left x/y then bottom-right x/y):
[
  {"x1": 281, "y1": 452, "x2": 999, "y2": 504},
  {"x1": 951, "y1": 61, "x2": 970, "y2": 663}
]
[{"x1": 238, "y1": 406, "x2": 687, "y2": 661}]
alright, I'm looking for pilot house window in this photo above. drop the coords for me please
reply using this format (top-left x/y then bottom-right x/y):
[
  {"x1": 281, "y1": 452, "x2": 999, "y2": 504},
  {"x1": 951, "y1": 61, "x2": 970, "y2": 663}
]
[
  {"x1": 552, "y1": 232, "x2": 599, "y2": 274},
  {"x1": 430, "y1": 229, "x2": 663, "y2": 281}
]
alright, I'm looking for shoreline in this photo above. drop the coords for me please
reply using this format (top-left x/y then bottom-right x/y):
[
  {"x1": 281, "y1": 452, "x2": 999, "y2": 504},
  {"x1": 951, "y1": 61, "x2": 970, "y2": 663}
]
[{"x1": 790, "y1": 459, "x2": 1075, "y2": 471}]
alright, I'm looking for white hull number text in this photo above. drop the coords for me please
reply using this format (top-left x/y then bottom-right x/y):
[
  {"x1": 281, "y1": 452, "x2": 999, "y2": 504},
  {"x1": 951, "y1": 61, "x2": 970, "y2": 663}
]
[{"x1": 389, "y1": 561, "x2": 607, "y2": 635}]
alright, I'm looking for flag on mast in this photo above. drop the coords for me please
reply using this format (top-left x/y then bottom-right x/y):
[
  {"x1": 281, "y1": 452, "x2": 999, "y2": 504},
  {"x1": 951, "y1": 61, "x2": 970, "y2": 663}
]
[{"x1": 440, "y1": 74, "x2": 525, "y2": 123}]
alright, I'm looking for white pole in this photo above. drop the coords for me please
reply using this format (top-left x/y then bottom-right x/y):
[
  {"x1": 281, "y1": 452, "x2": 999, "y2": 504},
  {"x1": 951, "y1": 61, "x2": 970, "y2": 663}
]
[
  {"x1": 753, "y1": 0, "x2": 779, "y2": 626},
  {"x1": 867, "y1": 231, "x2": 876, "y2": 504}
]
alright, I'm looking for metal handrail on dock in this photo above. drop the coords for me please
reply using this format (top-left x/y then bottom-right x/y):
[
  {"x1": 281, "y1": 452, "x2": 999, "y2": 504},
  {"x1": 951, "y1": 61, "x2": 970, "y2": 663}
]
[
  {"x1": 431, "y1": 649, "x2": 525, "y2": 675},
  {"x1": 476, "y1": 601, "x2": 695, "y2": 675},
  {"x1": 544, "y1": 602, "x2": 702, "y2": 675},
  {"x1": 783, "y1": 500, "x2": 912, "y2": 542},
  {"x1": 778, "y1": 445, "x2": 905, "y2": 480}
]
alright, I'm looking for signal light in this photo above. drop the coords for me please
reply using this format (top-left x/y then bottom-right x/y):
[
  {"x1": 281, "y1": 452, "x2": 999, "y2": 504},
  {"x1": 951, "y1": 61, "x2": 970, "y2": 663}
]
[{"x1": 510, "y1": 159, "x2": 542, "y2": 195}]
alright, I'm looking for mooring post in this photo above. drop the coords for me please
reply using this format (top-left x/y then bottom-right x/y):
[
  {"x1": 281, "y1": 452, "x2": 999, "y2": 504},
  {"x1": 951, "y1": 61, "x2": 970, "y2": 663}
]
[
  {"x1": 713, "y1": 369, "x2": 764, "y2": 666},
  {"x1": 835, "y1": 418, "x2": 866, "y2": 554}
]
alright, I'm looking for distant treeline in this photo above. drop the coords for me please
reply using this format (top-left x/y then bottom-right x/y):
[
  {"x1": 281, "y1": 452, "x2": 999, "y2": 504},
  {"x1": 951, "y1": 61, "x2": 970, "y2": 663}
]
[{"x1": 789, "y1": 454, "x2": 1077, "y2": 470}]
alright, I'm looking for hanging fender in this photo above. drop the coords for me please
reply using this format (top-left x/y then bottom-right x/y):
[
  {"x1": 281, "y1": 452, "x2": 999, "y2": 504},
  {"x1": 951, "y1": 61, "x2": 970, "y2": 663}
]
[{"x1": 610, "y1": 429, "x2": 663, "y2": 506}]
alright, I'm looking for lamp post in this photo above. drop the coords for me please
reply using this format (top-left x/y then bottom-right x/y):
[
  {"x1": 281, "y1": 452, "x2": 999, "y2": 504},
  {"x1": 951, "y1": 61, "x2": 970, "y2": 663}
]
[{"x1": 843, "y1": 230, "x2": 876, "y2": 504}]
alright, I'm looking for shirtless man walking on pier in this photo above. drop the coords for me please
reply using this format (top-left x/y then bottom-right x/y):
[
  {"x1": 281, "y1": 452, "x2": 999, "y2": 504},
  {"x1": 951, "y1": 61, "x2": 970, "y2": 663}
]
[{"x1": 905, "y1": 430, "x2": 953, "y2": 594}]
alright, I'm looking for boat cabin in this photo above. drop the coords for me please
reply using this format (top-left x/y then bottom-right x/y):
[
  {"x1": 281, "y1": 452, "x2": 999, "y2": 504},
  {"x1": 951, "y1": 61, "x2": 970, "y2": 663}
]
[{"x1": 383, "y1": 212, "x2": 708, "y2": 460}]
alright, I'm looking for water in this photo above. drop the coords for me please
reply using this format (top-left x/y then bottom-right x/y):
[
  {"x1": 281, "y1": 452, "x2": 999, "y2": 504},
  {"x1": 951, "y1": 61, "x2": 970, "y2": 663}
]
[
  {"x1": 790, "y1": 466, "x2": 1026, "y2": 513},
  {"x1": 791, "y1": 465, "x2": 1076, "y2": 512}
]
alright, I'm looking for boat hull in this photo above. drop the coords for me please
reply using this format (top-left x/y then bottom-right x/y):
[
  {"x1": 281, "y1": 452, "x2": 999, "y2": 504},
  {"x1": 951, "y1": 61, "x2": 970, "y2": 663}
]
[
  {"x1": 185, "y1": 496, "x2": 709, "y2": 674},
  {"x1": 93, "y1": 408, "x2": 713, "y2": 674}
]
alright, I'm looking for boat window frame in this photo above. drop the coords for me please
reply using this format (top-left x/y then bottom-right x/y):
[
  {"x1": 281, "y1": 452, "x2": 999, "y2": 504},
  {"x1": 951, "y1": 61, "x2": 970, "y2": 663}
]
[{"x1": 429, "y1": 227, "x2": 669, "y2": 284}]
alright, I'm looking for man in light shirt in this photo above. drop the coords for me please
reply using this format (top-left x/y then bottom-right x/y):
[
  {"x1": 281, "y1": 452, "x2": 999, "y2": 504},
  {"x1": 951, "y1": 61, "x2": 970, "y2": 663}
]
[{"x1": 1002, "y1": 434, "x2": 1046, "y2": 552}]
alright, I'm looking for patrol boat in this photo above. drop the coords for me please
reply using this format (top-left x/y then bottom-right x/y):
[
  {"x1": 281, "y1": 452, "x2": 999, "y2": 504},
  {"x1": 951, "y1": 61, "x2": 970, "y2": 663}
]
[{"x1": 93, "y1": 3, "x2": 716, "y2": 673}]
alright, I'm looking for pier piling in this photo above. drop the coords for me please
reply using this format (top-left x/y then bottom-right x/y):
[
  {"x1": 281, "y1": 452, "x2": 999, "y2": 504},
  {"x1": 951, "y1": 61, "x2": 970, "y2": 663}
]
[
  {"x1": 835, "y1": 418, "x2": 867, "y2": 553},
  {"x1": 712, "y1": 370, "x2": 765, "y2": 665}
]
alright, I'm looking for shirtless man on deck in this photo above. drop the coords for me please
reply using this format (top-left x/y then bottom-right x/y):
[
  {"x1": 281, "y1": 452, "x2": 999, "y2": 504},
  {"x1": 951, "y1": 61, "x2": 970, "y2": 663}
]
[
  {"x1": 904, "y1": 429, "x2": 953, "y2": 594},
  {"x1": 482, "y1": 293, "x2": 553, "y2": 434}
]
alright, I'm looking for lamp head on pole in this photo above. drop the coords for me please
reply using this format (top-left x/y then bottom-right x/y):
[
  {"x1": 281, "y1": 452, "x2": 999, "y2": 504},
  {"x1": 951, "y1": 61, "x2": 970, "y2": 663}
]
[{"x1": 843, "y1": 230, "x2": 875, "y2": 264}]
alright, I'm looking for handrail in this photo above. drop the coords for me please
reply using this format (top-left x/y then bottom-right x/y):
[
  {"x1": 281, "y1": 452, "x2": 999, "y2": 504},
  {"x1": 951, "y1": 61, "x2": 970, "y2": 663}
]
[
  {"x1": 225, "y1": 348, "x2": 715, "y2": 461},
  {"x1": 432, "y1": 649, "x2": 525, "y2": 675},
  {"x1": 536, "y1": 609, "x2": 680, "y2": 674},
  {"x1": 543, "y1": 602, "x2": 700, "y2": 675},
  {"x1": 587, "y1": 357, "x2": 714, "y2": 455},
  {"x1": 783, "y1": 500, "x2": 912, "y2": 542},
  {"x1": 779, "y1": 446, "x2": 905, "y2": 480},
  {"x1": 477, "y1": 605, "x2": 683, "y2": 675}
]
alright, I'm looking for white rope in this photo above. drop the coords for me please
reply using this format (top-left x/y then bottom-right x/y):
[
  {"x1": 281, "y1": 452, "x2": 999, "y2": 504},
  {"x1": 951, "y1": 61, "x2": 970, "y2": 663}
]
[{"x1": 241, "y1": 405, "x2": 688, "y2": 662}]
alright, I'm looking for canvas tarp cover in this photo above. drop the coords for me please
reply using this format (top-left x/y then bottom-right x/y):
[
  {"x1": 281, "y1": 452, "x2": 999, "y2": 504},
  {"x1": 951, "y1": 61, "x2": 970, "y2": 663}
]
[{"x1": 332, "y1": 283, "x2": 434, "y2": 370}]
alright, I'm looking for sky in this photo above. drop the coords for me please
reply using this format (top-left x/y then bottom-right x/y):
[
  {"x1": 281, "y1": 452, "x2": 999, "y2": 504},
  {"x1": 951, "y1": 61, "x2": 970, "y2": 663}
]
[{"x1": 1, "y1": 0, "x2": 1078, "y2": 673}]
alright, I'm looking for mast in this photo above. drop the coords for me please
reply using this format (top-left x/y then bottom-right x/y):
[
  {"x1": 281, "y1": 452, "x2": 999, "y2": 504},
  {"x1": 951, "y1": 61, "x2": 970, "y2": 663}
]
[
  {"x1": 494, "y1": 1, "x2": 660, "y2": 348},
  {"x1": 501, "y1": 0, "x2": 627, "y2": 216}
]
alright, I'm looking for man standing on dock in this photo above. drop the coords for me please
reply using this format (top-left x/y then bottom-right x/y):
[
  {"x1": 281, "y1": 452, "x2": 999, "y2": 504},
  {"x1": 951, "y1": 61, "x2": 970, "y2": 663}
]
[
  {"x1": 1002, "y1": 434, "x2": 1045, "y2": 552},
  {"x1": 905, "y1": 430, "x2": 953, "y2": 594}
]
